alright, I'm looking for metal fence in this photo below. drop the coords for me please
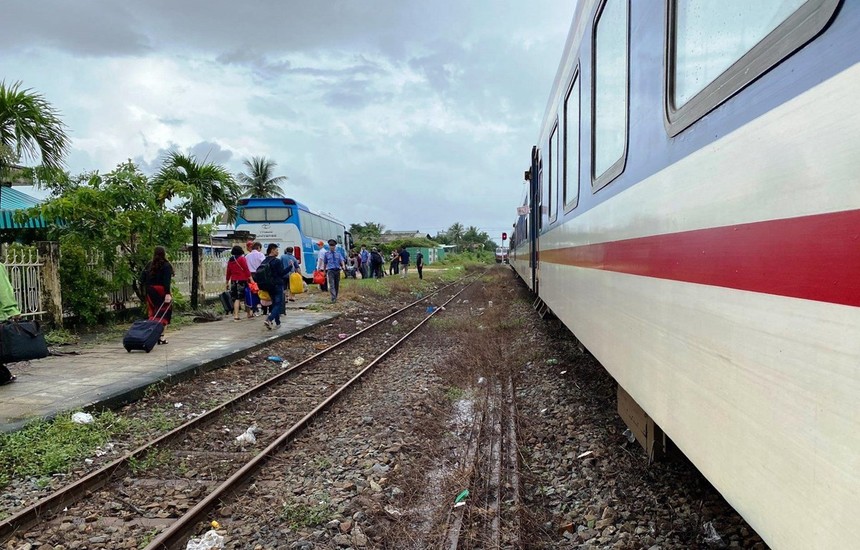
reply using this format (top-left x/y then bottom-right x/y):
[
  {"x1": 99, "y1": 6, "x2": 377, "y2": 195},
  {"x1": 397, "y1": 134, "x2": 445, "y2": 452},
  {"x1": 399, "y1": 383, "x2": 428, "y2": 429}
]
[
  {"x1": 0, "y1": 245, "x2": 45, "y2": 319},
  {"x1": 172, "y1": 251, "x2": 228, "y2": 299}
]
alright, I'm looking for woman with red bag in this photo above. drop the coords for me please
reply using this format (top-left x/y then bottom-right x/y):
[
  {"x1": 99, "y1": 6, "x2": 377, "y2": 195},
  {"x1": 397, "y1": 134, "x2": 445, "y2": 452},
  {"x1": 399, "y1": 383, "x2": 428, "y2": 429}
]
[
  {"x1": 225, "y1": 245, "x2": 251, "y2": 321},
  {"x1": 141, "y1": 246, "x2": 174, "y2": 345}
]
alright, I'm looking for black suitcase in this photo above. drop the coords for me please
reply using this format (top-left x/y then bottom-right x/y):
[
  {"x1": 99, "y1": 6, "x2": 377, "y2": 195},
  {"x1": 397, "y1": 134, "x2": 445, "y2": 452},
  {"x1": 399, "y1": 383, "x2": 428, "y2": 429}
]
[
  {"x1": 220, "y1": 290, "x2": 232, "y2": 314},
  {"x1": 123, "y1": 304, "x2": 169, "y2": 353}
]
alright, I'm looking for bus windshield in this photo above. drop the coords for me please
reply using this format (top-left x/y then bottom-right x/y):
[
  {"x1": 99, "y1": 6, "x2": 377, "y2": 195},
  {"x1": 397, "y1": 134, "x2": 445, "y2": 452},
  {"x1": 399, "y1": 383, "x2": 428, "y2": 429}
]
[{"x1": 238, "y1": 207, "x2": 292, "y2": 223}]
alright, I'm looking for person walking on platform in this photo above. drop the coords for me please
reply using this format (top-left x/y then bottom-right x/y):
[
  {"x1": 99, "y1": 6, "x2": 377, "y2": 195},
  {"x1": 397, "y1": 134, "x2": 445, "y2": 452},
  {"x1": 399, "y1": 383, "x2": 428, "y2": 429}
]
[
  {"x1": 280, "y1": 246, "x2": 299, "y2": 302},
  {"x1": 398, "y1": 246, "x2": 410, "y2": 278},
  {"x1": 416, "y1": 251, "x2": 424, "y2": 280},
  {"x1": 0, "y1": 264, "x2": 22, "y2": 385},
  {"x1": 389, "y1": 249, "x2": 399, "y2": 276},
  {"x1": 359, "y1": 245, "x2": 370, "y2": 279},
  {"x1": 245, "y1": 241, "x2": 265, "y2": 317},
  {"x1": 323, "y1": 239, "x2": 346, "y2": 302},
  {"x1": 315, "y1": 240, "x2": 328, "y2": 293},
  {"x1": 141, "y1": 246, "x2": 174, "y2": 344},
  {"x1": 225, "y1": 245, "x2": 251, "y2": 321},
  {"x1": 262, "y1": 243, "x2": 286, "y2": 329},
  {"x1": 370, "y1": 247, "x2": 384, "y2": 279}
]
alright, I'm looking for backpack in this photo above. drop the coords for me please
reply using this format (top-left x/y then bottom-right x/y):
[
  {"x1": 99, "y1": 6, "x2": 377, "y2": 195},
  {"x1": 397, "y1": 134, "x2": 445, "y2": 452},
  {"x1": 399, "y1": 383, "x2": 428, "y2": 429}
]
[
  {"x1": 254, "y1": 257, "x2": 277, "y2": 292},
  {"x1": 370, "y1": 251, "x2": 383, "y2": 265}
]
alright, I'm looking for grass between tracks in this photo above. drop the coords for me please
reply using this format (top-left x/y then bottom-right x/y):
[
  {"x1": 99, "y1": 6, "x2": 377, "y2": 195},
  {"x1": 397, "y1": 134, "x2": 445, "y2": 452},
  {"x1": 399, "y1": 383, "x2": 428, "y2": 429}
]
[{"x1": 0, "y1": 410, "x2": 134, "y2": 490}]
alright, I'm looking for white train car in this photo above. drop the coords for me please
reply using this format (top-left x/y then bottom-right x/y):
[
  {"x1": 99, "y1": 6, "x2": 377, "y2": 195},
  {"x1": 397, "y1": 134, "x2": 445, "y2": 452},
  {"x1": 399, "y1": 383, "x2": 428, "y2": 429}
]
[{"x1": 511, "y1": 1, "x2": 858, "y2": 548}]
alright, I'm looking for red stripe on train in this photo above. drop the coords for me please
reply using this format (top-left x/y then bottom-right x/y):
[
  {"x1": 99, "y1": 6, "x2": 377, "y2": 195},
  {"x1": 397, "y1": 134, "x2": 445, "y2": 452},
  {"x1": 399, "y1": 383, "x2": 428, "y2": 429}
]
[{"x1": 540, "y1": 209, "x2": 860, "y2": 307}]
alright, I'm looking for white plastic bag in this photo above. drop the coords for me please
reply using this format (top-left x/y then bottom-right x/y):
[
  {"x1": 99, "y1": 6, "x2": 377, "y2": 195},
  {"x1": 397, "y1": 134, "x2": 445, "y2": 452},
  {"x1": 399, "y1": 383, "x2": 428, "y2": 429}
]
[
  {"x1": 185, "y1": 529, "x2": 224, "y2": 550},
  {"x1": 71, "y1": 412, "x2": 94, "y2": 424}
]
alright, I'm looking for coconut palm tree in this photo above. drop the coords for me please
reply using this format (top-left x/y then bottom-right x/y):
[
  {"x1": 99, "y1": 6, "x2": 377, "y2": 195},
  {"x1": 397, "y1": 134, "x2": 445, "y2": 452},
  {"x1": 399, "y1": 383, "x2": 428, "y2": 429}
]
[
  {"x1": 0, "y1": 81, "x2": 69, "y2": 206},
  {"x1": 237, "y1": 156, "x2": 288, "y2": 198},
  {"x1": 447, "y1": 222, "x2": 465, "y2": 249},
  {"x1": 154, "y1": 152, "x2": 239, "y2": 309}
]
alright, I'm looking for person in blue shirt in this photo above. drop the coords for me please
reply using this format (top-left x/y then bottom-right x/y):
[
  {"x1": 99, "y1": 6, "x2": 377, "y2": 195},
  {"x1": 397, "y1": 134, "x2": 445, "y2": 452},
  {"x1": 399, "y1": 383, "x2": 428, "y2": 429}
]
[
  {"x1": 280, "y1": 246, "x2": 300, "y2": 302},
  {"x1": 323, "y1": 239, "x2": 346, "y2": 302},
  {"x1": 398, "y1": 246, "x2": 410, "y2": 278},
  {"x1": 359, "y1": 245, "x2": 370, "y2": 279}
]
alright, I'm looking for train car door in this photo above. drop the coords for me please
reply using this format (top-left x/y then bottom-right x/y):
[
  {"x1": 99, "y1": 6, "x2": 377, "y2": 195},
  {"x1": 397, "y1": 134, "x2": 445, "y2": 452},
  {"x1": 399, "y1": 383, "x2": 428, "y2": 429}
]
[{"x1": 529, "y1": 146, "x2": 541, "y2": 293}]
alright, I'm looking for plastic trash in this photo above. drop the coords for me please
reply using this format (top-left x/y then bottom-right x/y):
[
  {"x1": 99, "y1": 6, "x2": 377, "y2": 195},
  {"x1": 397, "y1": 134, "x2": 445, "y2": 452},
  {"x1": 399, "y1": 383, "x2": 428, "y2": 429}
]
[
  {"x1": 353, "y1": 357, "x2": 365, "y2": 366},
  {"x1": 392, "y1": 320, "x2": 399, "y2": 326},
  {"x1": 338, "y1": 333, "x2": 347, "y2": 339},
  {"x1": 577, "y1": 451, "x2": 593, "y2": 459},
  {"x1": 185, "y1": 529, "x2": 225, "y2": 550},
  {"x1": 622, "y1": 428, "x2": 636, "y2": 443},
  {"x1": 174, "y1": 402, "x2": 184, "y2": 409},
  {"x1": 71, "y1": 412, "x2": 94, "y2": 424},
  {"x1": 454, "y1": 489, "x2": 469, "y2": 505},
  {"x1": 702, "y1": 521, "x2": 724, "y2": 546},
  {"x1": 546, "y1": 359, "x2": 558, "y2": 365},
  {"x1": 426, "y1": 306, "x2": 437, "y2": 313},
  {"x1": 235, "y1": 425, "x2": 258, "y2": 445},
  {"x1": 267, "y1": 356, "x2": 283, "y2": 362}
]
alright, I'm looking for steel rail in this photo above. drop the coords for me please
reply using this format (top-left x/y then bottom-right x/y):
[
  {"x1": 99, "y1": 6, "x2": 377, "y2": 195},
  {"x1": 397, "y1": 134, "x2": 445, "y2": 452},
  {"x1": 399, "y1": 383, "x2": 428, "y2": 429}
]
[
  {"x1": 146, "y1": 278, "x2": 478, "y2": 549},
  {"x1": 0, "y1": 276, "x2": 476, "y2": 540}
]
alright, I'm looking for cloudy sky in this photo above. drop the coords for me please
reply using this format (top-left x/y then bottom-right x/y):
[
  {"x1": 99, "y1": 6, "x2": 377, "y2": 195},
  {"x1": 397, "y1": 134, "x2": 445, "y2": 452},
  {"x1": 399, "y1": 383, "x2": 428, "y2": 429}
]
[{"x1": 1, "y1": 0, "x2": 575, "y2": 239}]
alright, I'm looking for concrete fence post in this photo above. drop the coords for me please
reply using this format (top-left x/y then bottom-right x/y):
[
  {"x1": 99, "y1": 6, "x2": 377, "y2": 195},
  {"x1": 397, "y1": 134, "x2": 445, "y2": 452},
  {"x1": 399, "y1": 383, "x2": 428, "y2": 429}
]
[{"x1": 37, "y1": 241, "x2": 63, "y2": 327}]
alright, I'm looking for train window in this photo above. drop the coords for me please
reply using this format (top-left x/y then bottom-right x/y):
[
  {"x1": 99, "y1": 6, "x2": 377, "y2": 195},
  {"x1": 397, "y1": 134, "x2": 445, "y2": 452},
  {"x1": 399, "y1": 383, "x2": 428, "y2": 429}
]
[
  {"x1": 549, "y1": 124, "x2": 559, "y2": 223},
  {"x1": 563, "y1": 70, "x2": 580, "y2": 211},
  {"x1": 592, "y1": 0, "x2": 629, "y2": 189},
  {"x1": 666, "y1": 0, "x2": 841, "y2": 136}
]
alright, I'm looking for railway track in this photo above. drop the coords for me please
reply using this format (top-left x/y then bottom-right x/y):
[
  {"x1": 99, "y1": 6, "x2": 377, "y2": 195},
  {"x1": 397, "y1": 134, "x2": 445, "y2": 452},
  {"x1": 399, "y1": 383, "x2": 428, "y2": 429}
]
[
  {"x1": 1, "y1": 276, "x2": 479, "y2": 549},
  {"x1": 442, "y1": 375, "x2": 522, "y2": 549}
]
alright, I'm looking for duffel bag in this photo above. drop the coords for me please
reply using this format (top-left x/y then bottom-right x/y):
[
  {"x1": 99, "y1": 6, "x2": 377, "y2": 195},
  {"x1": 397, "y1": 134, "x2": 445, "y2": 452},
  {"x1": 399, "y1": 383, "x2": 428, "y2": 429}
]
[{"x1": 0, "y1": 319, "x2": 49, "y2": 363}]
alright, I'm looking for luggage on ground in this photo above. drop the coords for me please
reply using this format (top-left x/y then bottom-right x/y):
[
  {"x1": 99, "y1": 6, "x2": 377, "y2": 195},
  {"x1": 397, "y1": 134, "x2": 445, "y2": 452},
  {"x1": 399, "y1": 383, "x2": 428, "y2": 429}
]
[
  {"x1": 0, "y1": 319, "x2": 49, "y2": 363},
  {"x1": 290, "y1": 272, "x2": 304, "y2": 294},
  {"x1": 123, "y1": 304, "x2": 170, "y2": 353},
  {"x1": 220, "y1": 290, "x2": 232, "y2": 314}
]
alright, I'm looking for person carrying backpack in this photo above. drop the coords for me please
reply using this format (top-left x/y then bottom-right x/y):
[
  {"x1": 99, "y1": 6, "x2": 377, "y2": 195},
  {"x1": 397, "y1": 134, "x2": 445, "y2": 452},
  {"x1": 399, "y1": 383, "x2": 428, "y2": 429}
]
[
  {"x1": 259, "y1": 243, "x2": 286, "y2": 329},
  {"x1": 370, "y1": 247, "x2": 384, "y2": 279}
]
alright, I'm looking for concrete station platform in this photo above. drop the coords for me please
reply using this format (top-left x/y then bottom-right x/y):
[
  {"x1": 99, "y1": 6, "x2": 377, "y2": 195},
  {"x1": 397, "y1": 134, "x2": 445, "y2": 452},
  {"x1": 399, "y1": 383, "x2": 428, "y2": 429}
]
[{"x1": 0, "y1": 298, "x2": 337, "y2": 433}]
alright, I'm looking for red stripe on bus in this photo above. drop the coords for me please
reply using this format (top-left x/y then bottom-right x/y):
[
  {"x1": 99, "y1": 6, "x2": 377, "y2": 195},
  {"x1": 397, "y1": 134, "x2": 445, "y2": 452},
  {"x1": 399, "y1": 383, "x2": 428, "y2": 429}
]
[{"x1": 540, "y1": 209, "x2": 860, "y2": 307}]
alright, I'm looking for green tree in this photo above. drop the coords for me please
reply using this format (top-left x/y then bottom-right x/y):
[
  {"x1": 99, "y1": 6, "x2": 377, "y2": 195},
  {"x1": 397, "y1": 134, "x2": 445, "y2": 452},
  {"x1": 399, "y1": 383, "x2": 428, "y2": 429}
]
[
  {"x1": 237, "y1": 156, "x2": 288, "y2": 198},
  {"x1": 20, "y1": 162, "x2": 188, "y2": 322},
  {"x1": 446, "y1": 222, "x2": 465, "y2": 250},
  {"x1": 0, "y1": 81, "x2": 69, "y2": 179},
  {"x1": 349, "y1": 221, "x2": 385, "y2": 245},
  {"x1": 155, "y1": 152, "x2": 238, "y2": 309},
  {"x1": 0, "y1": 81, "x2": 69, "y2": 214}
]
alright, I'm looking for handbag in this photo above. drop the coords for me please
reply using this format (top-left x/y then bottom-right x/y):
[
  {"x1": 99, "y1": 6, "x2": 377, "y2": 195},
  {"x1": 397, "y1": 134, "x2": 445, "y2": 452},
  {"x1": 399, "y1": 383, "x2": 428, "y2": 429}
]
[
  {"x1": 248, "y1": 281, "x2": 259, "y2": 294},
  {"x1": 0, "y1": 319, "x2": 49, "y2": 363},
  {"x1": 313, "y1": 269, "x2": 326, "y2": 285}
]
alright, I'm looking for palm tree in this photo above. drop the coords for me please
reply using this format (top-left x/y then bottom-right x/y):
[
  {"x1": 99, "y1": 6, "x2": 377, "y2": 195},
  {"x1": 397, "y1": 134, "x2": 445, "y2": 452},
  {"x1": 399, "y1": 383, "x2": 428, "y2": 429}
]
[
  {"x1": 447, "y1": 222, "x2": 465, "y2": 249},
  {"x1": 154, "y1": 152, "x2": 239, "y2": 309},
  {"x1": 0, "y1": 81, "x2": 69, "y2": 206},
  {"x1": 237, "y1": 156, "x2": 288, "y2": 198}
]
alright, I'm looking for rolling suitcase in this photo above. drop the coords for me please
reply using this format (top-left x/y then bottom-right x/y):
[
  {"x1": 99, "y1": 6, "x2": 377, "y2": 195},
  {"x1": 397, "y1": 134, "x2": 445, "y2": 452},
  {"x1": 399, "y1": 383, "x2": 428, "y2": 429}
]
[
  {"x1": 123, "y1": 304, "x2": 170, "y2": 353},
  {"x1": 220, "y1": 290, "x2": 232, "y2": 314}
]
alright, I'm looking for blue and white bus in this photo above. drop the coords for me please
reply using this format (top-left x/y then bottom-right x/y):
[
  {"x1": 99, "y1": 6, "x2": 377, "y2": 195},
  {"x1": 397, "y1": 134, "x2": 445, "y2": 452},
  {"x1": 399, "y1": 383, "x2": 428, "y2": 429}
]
[{"x1": 234, "y1": 197, "x2": 351, "y2": 279}]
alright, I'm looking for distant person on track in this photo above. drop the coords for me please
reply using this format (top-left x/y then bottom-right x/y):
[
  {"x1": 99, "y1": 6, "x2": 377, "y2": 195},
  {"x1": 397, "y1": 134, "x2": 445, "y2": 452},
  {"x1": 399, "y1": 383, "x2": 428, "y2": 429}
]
[
  {"x1": 398, "y1": 246, "x2": 410, "y2": 278},
  {"x1": 0, "y1": 264, "x2": 23, "y2": 385},
  {"x1": 262, "y1": 243, "x2": 286, "y2": 330},
  {"x1": 323, "y1": 239, "x2": 347, "y2": 303},
  {"x1": 359, "y1": 245, "x2": 370, "y2": 279},
  {"x1": 141, "y1": 246, "x2": 174, "y2": 344},
  {"x1": 416, "y1": 251, "x2": 424, "y2": 280},
  {"x1": 225, "y1": 245, "x2": 251, "y2": 322}
]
